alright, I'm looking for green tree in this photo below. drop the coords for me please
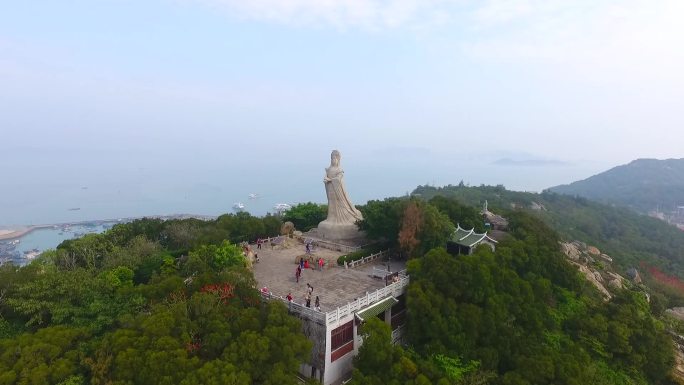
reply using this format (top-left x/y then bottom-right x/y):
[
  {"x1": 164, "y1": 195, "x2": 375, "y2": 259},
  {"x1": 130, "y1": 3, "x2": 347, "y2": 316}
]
[
  {"x1": 56, "y1": 234, "x2": 115, "y2": 269},
  {"x1": 429, "y1": 196, "x2": 485, "y2": 233},
  {"x1": 190, "y1": 241, "x2": 246, "y2": 270},
  {"x1": 0, "y1": 326, "x2": 89, "y2": 385},
  {"x1": 358, "y1": 198, "x2": 408, "y2": 246},
  {"x1": 282, "y1": 203, "x2": 327, "y2": 231}
]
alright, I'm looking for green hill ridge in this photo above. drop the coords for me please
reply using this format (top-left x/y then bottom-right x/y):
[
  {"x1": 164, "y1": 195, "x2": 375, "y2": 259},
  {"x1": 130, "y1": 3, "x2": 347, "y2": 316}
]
[{"x1": 548, "y1": 158, "x2": 684, "y2": 214}]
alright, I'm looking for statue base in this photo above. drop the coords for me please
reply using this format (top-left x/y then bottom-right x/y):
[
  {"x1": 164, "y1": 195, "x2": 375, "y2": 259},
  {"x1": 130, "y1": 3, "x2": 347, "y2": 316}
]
[{"x1": 314, "y1": 220, "x2": 364, "y2": 243}]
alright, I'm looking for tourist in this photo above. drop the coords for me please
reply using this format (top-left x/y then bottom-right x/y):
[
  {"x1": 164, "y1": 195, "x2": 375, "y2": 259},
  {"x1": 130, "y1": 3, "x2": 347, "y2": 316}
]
[
  {"x1": 286, "y1": 292, "x2": 293, "y2": 302},
  {"x1": 254, "y1": 253, "x2": 259, "y2": 263},
  {"x1": 315, "y1": 296, "x2": 320, "y2": 311},
  {"x1": 299, "y1": 257, "x2": 304, "y2": 270},
  {"x1": 257, "y1": 238, "x2": 262, "y2": 250},
  {"x1": 307, "y1": 283, "x2": 313, "y2": 295},
  {"x1": 305, "y1": 243, "x2": 310, "y2": 254},
  {"x1": 318, "y1": 257, "x2": 324, "y2": 271},
  {"x1": 304, "y1": 259, "x2": 310, "y2": 269},
  {"x1": 295, "y1": 266, "x2": 301, "y2": 283},
  {"x1": 305, "y1": 294, "x2": 311, "y2": 308}
]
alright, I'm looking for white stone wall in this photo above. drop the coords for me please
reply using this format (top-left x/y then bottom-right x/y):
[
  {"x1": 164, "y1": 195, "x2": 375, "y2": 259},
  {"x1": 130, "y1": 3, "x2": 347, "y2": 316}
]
[
  {"x1": 298, "y1": 281, "x2": 409, "y2": 385},
  {"x1": 322, "y1": 313, "x2": 358, "y2": 385}
]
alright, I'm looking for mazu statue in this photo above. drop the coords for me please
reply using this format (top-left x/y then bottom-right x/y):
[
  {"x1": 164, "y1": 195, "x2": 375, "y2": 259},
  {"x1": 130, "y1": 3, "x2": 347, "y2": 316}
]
[{"x1": 316, "y1": 150, "x2": 364, "y2": 241}]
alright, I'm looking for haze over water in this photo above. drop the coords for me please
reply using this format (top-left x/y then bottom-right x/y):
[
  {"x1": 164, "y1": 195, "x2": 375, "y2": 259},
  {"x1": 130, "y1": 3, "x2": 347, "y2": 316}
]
[
  {"x1": 1, "y1": 150, "x2": 607, "y2": 226},
  {"x1": 2, "y1": 2, "x2": 682, "y2": 226}
]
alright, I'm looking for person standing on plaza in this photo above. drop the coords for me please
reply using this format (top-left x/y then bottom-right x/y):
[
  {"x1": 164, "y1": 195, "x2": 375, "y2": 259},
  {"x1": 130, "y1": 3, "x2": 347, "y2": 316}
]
[
  {"x1": 315, "y1": 296, "x2": 320, "y2": 311},
  {"x1": 295, "y1": 266, "x2": 301, "y2": 283}
]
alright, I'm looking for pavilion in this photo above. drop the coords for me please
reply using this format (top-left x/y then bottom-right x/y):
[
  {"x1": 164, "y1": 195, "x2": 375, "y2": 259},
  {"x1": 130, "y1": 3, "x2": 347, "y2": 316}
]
[{"x1": 447, "y1": 224, "x2": 498, "y2": 255}]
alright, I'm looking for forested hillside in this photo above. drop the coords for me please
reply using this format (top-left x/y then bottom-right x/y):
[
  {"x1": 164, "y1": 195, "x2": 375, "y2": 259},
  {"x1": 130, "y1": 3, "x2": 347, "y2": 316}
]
[
  {"x1": 413, "y1": 184, "x2": 684, "y2": 284},
  {"x1": 0, "y1": 199, "x2": 681, "y2": 385},
  {"x1": 548, "y1": 158, "x2": 684, "y2": 213},
  {"x1": 0, "y1": 213, "x2": 311, "y2": 385},
  {"x1": 351, "y1": 197, "x2": 677, "y2": 385}
]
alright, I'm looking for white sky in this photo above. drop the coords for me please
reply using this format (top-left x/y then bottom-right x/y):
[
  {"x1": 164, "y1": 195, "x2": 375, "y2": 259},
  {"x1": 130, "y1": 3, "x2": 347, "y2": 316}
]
[{"x1": 1, "y1": 0, "x2": 683, "y2": 189}]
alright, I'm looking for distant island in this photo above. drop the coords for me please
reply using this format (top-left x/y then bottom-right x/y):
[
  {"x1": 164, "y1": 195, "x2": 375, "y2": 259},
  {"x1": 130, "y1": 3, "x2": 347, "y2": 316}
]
[{"x1": 492, "y1": 157, "x2": 569, "y2": 167}]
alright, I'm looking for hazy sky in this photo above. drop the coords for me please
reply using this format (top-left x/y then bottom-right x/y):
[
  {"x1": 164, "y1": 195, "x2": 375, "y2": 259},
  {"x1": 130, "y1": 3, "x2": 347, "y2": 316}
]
[{"x1": 1, "y1": 1, "x2": 683, "y2": 198}]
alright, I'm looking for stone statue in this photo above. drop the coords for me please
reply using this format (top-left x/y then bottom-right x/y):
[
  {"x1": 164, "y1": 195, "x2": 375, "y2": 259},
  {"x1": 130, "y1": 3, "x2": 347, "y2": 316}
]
[{"x1": 317, "y1": 150, "x2": 364, "y2": 240}]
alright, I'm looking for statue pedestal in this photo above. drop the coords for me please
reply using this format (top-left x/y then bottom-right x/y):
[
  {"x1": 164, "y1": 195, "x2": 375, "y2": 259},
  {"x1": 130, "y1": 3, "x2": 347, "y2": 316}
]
[{"x1": 315, "y1": 220, "x2": 364, "y2": 242}]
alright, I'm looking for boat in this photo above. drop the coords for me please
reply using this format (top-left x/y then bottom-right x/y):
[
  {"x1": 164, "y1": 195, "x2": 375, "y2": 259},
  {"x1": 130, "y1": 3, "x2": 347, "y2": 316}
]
[
  {"x1": 24, "y1": 250, "x2": 40, "y2": 260},
  {"x1": 273, "y1": 203, "x2": 292, "y2": 213},
  {"x1": 233, "y1": 202, "x2": 245, "y2": 211},
  {"x1": 68, "y1": 208, "x2": 81, "y2": 211},
  {"x1": 248, "y1": 193, "x2": 260, "y2": 200}
]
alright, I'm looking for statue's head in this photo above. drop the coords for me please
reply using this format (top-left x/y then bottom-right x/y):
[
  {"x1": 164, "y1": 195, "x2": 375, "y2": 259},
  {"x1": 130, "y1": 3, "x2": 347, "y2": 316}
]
[{"x1": 330, "y1": 150, "x2": 341, "y2": 166}]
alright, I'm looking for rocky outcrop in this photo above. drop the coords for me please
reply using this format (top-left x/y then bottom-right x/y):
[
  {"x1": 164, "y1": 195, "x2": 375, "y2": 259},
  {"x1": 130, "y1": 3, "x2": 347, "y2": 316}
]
[
  {"x1": 666, "y1": 308, "x2": 684, "y2": 321},
  {"x1": 561, "y1": 242, "x2": 581, "y2": 261},
  {"x1": 560, "y1": 241, "x2": 633, "y2": 301},
  {"x1": 605, "y1": 272, "x2": 625, "y2": 290},
  {"x1": 530, "y1": 201, "x2": 546, "y2": 211},
  {"x1": 674, "y1": 349, "x2": 684, "y2": 381},
  {"x1": 626, "y1": 268, "x2": 642, "y2": 284},
  {"x1": 569, "y1": 261, "x2": 612, "y2": 300},
  {"x1": 281, "y1": 221, "x2": 295, "y2": 236}
]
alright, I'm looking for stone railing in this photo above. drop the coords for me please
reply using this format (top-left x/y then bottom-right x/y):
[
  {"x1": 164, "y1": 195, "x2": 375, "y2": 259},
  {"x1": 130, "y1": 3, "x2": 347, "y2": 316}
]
[
  {"x1": 256, "y1": 235, "x2": 284, "y2": 244},
  {"x1": 347, "y1": 250, "x2": 388, "y2": 269},
  {"x1": 260, "y1": 292, "x2": 327, "y2": 324},
  {"x1": 301, "y1": 237, "x2": 361, "y2": 253},
  {"x1": 325, "y1": 275, "x2": 410, "y2": 326},
  {"x1": 391, "y1": 324, "x2": 406, "y2": 345},
  {"x1": 296, "y1": 231, "x2": 364, "y2": 253},
  {"x1": 261, "y1": 274, "x2": 410, "y2": 327}
]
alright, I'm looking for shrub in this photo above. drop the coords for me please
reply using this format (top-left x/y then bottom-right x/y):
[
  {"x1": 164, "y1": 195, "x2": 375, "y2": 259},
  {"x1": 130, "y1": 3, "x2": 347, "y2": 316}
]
[{"x1": 337, "y1": 244, "x2": 387, "y2": 265}]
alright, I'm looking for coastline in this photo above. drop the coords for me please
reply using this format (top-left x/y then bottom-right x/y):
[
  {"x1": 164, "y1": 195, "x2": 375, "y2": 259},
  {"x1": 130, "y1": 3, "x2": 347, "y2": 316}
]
[
  {"x1": 0, "y1": 213, "x2": 218, "y2": 242},
  {"x1": 0, "y1": 227, "x2": 37, "y2": 241}
]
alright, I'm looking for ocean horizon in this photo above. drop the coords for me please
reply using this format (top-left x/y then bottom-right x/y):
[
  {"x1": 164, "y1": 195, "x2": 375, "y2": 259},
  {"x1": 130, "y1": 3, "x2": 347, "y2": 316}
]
[{"x1": 1, "y1": 153, "x2": 610, "y2": 228}]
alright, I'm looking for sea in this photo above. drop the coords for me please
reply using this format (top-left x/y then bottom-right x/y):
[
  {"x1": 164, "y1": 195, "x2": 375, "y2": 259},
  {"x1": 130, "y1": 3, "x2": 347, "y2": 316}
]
[
  {"x1": 0, "y1": 153, "x2": 610, "y2": 265},
  {"x1": 0, "y1": 223, "x2": 114, "y2": 265}
]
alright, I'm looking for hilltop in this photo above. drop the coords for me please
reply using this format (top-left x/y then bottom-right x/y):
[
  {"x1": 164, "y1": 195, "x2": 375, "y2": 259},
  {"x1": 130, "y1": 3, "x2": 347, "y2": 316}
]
[
  {"x1": 548, "y1": 158, "x2": 684, "y2": 214},
  {"x1": 412, "y1": 184, "x2": 684, "y2": 301},
  {"x1": 1, "y1": 191, "x2": 681, "y2": 385}
]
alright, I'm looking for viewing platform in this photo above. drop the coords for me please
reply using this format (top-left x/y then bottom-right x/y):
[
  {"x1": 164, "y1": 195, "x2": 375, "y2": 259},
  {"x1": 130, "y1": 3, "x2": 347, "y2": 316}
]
[{"x1": 252, "y1": 239, "x2": 406, "y2": 317}]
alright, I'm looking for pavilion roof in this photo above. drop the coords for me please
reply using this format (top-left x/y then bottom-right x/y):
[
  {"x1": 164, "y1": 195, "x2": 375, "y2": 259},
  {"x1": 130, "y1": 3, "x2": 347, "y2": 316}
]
[
  {"x1": 356, "y1": 296, "x2": 398, "y2": 321},
  {"x1": 450, "y1": 224, "x2": 498, "y2": 247}
]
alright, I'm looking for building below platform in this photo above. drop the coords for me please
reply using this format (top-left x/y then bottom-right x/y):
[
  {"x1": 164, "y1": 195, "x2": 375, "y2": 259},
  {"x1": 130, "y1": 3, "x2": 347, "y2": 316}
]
[{"x1": 252, "y1": 241, "x2": 408, "y2": 385}]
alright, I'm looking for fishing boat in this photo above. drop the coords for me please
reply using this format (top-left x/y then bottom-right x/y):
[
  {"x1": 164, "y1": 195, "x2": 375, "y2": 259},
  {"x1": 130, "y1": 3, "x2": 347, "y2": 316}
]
[
  {"x1": 24, "y1": 250, "x2": 40, "y2": 260},
  {"x1": 273, "y1": 203, "x2": 291, "y2": 213}
]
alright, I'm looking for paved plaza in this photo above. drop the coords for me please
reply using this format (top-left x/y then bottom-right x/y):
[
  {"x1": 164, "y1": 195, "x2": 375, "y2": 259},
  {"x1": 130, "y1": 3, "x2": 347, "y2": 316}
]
[{"x1": 251, "y1": 240, "x2": 405, "y2": 312}]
